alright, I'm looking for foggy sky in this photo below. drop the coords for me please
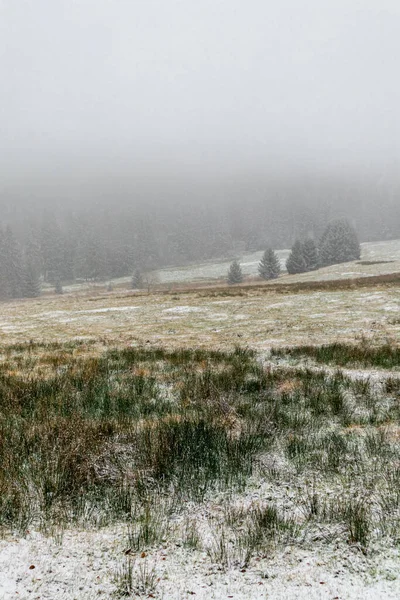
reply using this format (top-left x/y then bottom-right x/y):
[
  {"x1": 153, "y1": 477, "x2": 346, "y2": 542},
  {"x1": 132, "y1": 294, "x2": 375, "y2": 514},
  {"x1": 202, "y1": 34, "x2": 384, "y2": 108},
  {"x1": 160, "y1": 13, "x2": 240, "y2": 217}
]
[{"x1": 1, "y1": 0, "x2": 400, "y2": 192}]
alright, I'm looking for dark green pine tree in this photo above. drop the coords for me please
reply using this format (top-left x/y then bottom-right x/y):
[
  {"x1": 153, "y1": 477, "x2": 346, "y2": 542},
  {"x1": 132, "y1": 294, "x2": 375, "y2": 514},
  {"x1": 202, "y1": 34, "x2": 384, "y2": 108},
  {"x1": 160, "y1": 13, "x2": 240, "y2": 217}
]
[
  {"x1": 40, "y1": 213, "x2": 64, "y2": 283},
  {"x1": 319, "y1": 219, "x2": 361, "y2": 267},
  {"x1": 302, "y1": 238, "x2": 319, "y2": 271},
  {"x1": 81, "y1": 235, "x2": 106, "y2": 281},
  {"x1": 227, "y1": 260, "x2": 243, "y2": 284},
  {"x1": 258, "y1": 248, "x2": 281, "y2": 279},
  {"x1": 23, "y1": 258, "x2": 41, "y2": 298},
  {"x1": 54, "y1": 278, "x2": 63, "y2": 294},
  {"x1": 131, "y1": 268, "x2": 143, "y2": 289},
  {"x1": 286, "y1": 240, "x2": 307, "y2": 274},
  {"x1": 0, "y1": 228, "x2": 6, "y2": 300},
  {"x1": 3, "y1": 226, "x2": 24, "y2": 298},
  {"x1": 134, "y1": 216, "x2": 159, "y2": 271}
]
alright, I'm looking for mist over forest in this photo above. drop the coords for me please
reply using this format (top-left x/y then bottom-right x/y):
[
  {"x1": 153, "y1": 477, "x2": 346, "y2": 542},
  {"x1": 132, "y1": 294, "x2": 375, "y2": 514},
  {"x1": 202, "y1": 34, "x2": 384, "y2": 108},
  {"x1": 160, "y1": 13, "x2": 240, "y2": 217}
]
[{"x1": 1, "y1": 1, "x2": 399, "y2": 288}]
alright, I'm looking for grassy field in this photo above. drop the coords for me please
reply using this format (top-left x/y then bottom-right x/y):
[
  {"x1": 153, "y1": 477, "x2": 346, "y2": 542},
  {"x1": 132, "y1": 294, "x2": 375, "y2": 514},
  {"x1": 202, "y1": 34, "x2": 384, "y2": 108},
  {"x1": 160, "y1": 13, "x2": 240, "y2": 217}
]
[
  {"x1": 0, "y1": 284, "x2": 398, "y2": 355},
  {"x1": 0, "y1": 341, "x2": 400, "y2": 598},
  {"x1": 0, "y1": 240, "x2": 399, "y2": 598}
]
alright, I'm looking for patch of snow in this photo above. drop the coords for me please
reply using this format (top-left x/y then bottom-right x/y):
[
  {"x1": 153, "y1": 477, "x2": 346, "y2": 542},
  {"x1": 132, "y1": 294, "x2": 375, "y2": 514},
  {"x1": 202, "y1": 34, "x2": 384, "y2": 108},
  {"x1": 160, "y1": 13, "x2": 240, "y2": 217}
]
[
  {"x1": 163, "y1": 306, "x2": 206, "y2": 314},
  {"x1": 74, "y1": 307, "x2": 139, "y2": 315},
  {"x1": 37, "y1": 310, "x2": 69, "y2": 318}
]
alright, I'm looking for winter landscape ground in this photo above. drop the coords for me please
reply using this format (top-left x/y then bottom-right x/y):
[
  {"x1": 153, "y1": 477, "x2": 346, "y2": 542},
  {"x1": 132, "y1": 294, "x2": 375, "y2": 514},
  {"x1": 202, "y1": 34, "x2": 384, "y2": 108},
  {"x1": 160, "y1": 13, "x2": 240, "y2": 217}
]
[{"x1": 0, "y1": 240, "x2": 399, "y2": 599}]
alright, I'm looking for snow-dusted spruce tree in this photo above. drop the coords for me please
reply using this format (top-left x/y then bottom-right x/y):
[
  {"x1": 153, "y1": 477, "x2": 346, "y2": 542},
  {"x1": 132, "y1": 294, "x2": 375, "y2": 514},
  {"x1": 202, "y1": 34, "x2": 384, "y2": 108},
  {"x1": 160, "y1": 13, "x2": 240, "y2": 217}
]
[
  {"x1": 302, "y1": 238, "x2": 319, "y2": 271},
  {"x1": 55, "y1": 278, "x2": 63, "y2": 294},
  {"x1": 40, "y1": 213, "x2": 65, "y2": 284},
  {"x1": 227, "y1": 260, "x2": 243, "y2": 284},
  {"x1": 23, "y1": 259, "x2": 41, "y2": 298},
  {"x1": 286, "y1": 240, "x2": 307, "y2": 274},
  {"x1": 319, "y1": 219, "x2": 361, "y2": 267},
  {"x1": 2, "y1": 226, "x2": 24, "y2": 298},
  {"x1": 258, "y1": 248, "x2": 281, "y2": 279},
  {"x1": 131, "y1": 268, "x2": 143, "y2": 289}
]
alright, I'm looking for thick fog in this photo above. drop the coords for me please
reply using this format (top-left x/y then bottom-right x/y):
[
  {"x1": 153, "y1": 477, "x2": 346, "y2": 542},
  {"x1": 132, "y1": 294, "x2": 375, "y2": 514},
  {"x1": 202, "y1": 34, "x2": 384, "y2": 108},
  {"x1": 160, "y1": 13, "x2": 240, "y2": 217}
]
[
  {"x1": 1, "y1": 0, "x2": 399, "y2": 196},
  {"x1": 0, "y1": 1, "x2": 400, "y2": 300}
]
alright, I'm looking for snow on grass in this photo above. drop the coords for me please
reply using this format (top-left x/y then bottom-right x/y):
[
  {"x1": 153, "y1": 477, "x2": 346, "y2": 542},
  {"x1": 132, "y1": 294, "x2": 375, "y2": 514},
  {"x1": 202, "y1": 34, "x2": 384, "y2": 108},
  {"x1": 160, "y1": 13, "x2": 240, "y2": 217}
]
[
  {"x1": 1, "y1": 498, "x2": 400, "y2": 599},
  {"x1": 0, "y1": 534, "x2": 399, "y2": 600},
  {"x1": 75, "y1": 306, "x2": 140, "y2": 314},
  {"x1": 0, "y1": 283, "x2": 398, "y2": 350},
  {"x1": 163, "y1": 306, "x2": 206, "y2": 314},
  {"x1": 0, "y1": 286, "x2": 399, "y2": 598},
  {"x1": 361, "y1": 238, "x2": 400, "y2": 261}
]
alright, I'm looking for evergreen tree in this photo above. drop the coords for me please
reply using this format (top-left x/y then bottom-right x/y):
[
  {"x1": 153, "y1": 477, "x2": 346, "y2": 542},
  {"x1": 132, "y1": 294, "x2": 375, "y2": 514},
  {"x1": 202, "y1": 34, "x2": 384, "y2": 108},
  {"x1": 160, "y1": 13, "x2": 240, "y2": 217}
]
[
  {"x1": 80, "y1": 235, "x2": 105, "y2": 281},
  {"x1": 0, "y1": 228, "x2": 6, "y2": 300},
  {"x1": 319, "y1": 219, "x2": 361, "y2": 266},
  {"x1": 302, "y1": 238, "x2": 319, "y2": 271},
  {"x1": 131, "y1": 268, "x2": 143, "y2": 289},
  {"x1": 55, "y1": 278, "x2": 63, "y2": 294},
  {"x1": 40, "y1": 213, "x2": 64, "y2": 283},
  {"x1": 227, "y1": 260, "x2": 243, "y2": 284},
  {"x1": 61, "y1": 236, "x2": 75, "y2": 282},
  {"x1": 25, "y1": 228, "x2": 43, "y2": 277},
  {"x1": 134, "y1": 216, "x2": 159, "y2": 271},
  {"x1": 3, "y1": 226, "x2": 24, "y2": 298},
  {"x1": 286, "y1": 240, "x2": 307, "y2": 274},
  {"x1": 258, "y1": 248, "x2": 281, "y2": 280},
  {"x1": 23, "y1": 258, "x2": 41, "y2": 298}
]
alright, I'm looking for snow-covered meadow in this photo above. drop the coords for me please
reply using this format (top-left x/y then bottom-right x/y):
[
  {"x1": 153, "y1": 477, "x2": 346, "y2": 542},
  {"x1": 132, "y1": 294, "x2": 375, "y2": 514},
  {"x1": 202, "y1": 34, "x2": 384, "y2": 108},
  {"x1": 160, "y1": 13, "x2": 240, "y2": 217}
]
[
  {"x1": 0, "y1": 285, "x2": 399, "y2": 351},
  {"x1": 0, "y1": 238, "x2": 398, "y2": 349},
  {"x1": 0, "y1": 239, "x2": 399, "y2": 600}
]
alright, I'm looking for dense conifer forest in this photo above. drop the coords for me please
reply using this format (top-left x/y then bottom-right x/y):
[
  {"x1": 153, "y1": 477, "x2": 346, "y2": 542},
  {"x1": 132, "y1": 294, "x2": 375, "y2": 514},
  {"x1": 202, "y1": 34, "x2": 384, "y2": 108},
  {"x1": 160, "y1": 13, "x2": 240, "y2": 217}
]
[{"x1": 0, "y1": 185, "x2": 398, "y2": 298}]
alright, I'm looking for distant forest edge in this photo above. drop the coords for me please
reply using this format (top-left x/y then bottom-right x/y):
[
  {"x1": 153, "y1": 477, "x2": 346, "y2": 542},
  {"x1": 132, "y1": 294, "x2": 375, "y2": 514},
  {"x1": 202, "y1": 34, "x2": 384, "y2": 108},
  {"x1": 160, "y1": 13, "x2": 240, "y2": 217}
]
[{"x1": 0, "y1": 191, "x2": 399, "y2": 299}]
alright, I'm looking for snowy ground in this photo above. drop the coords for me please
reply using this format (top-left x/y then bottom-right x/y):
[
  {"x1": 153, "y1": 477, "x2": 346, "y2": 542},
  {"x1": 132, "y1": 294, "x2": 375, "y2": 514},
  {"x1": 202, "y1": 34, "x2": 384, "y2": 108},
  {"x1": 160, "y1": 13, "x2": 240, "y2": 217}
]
[
  {"x1": 1, "y1": 528, "x2": 400, "y2": 600},
  {"x1": 0, "y1": 240, "x2": 399, "y2": 599},
  {"x1": 0, "y1": 286, "x2": 398, "y2": 351},
  {"x1": 1, "y1": 475, "x2": 400, "y2": 600}
]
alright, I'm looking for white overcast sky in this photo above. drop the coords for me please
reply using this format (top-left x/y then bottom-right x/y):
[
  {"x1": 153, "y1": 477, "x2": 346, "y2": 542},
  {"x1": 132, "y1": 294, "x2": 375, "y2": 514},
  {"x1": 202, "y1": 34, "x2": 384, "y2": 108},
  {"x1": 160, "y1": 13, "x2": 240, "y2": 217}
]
[{"x1": 1, "y1": 0, "x2": 399, "y2": 185}]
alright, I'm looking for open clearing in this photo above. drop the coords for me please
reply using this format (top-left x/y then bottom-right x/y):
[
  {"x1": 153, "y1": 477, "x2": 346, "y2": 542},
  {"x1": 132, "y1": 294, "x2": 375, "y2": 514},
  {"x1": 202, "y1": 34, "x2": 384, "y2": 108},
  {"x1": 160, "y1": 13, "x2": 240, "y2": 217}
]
[
  {"x1": 0, "y1": 282, "x2": 398, "y2": 351},
  {"x1": 0, "y1": 240, "x2": 399, "y2": 599}
]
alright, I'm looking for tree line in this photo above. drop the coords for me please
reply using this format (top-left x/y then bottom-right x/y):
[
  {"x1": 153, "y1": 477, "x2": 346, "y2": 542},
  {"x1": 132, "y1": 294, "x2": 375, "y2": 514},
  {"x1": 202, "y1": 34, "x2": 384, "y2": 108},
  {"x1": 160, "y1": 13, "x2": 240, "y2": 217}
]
[
  {"x1": 227, "y1": 219, "x2": 361, "y2": 284},
  {"x1": 0, "y1": 207, "x2": 372, "y2": 299}
]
